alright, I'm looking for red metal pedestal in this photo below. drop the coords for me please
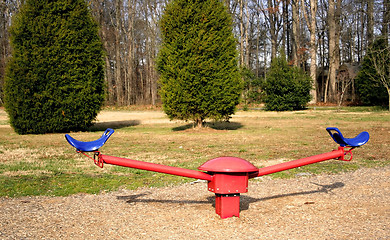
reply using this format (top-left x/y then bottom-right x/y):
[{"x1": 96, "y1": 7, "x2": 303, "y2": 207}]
[{"x1": 215, "y1": 194, "x2": 240, "y2": 218}]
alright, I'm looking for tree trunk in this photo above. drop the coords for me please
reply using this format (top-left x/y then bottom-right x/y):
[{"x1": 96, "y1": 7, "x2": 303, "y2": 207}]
[
  {"x1": 126, "y1": 0, "x2": 135, "y2": 105},
  {"x1": 383, "y1": 0, "x2": 390, "y2": 44},
  {"x1": 292, "y1": 0, "x2": 300, "y2": 66},
  {"x1": 388, "y1": 88, "x2": 390, "y2": 111},
  {"x1": 335, "y1": 0, "x2": 341, "y2": 99},
  {"x1": 301, "y1": 0, "x2": 317, "y2": 103},
  {"x1": 309, "y1": 0, "x2": 317, "y2": 103},
  {"x1": 240, "y1": 0, "x2": 244, "y2": 66},
  {"x1": 282, "y1": 0, "x2": 288, "y2": 56},
  {"x1": 367, "y1": 0, "x2": 374, "y2": 46},
  {"x1": 0, "y1": 1, "x2": 12, "y2": 104},
  {"x1": 268, "y1": 0, "x2": 278, "y2": 60},
  {"x1": 327, "y1": 0, "x2": 338, "y2": 103},
  {"x1": 195, "y1": 117, "x2": 203, "y2": 128},
  {"x1": 244, "y1": 0, "x2": 250, "y2": 67},
  {"x1": 115, "y1": 0, "x2": 123, "y2": 105},
  {"x1": 91, "y1": 0, "x2": 115, "y2": 105},
  {"x1": 358, "y1": 0, "x2": 364, "y2": 62}
]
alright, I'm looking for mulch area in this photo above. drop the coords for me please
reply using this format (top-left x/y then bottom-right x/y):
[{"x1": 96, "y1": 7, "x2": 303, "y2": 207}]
[{"x1": 1, "y1": 166, "x2": 389, "y2": 239}]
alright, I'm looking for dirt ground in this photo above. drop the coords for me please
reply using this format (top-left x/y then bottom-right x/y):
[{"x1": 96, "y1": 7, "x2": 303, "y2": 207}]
[{"x1": 1, "y1": 166, "x2": 389, "y2": 239}]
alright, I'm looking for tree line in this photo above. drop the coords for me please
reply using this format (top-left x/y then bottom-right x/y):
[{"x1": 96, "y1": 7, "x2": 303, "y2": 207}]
[{"x1": 1, "y1": 0, "x2": 389, "y2": 106}]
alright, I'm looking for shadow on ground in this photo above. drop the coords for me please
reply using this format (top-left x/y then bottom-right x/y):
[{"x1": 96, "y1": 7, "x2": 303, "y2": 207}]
[
  {"x1": 117, "y1": 193, "x2": 212, "y2": 205},
  {"x1": 117, "y1": 181, "x2": 345, "y2": 211},
  {"x1": 173, "y1": 121, "x2": 243, "y2": 131},
  {"x1": 89, "y1": 120, "x2": 141, "y2": 131},
  {"x1": 238, "y1": 181, "x2": 345, "y2": 211}
]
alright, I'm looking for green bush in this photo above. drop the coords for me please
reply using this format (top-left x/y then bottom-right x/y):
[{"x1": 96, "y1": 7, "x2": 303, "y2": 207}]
[
  {"x1": 355, "y1": 38, "x2": 389, "y2": 107},
  {"x1": 241, "y1": 67, "x2": 265, "y2": 105},
  {"x1": 355, "y1": 76, "x2": 388, "y2": 106},
  {"x1": 4, "y1": 0, "x2": 105, "y2": 134},
  {"x1": 157, "y1": 0, "x2": 243, "y2": 127},
  {"x1": 264, "y1": 53, "x2": 312, "y2": 111}
]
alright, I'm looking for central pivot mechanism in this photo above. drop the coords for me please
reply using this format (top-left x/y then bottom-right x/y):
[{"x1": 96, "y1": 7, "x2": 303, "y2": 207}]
[{"x1": 198, "y1": 157, "x2": 258, "y2": 218}]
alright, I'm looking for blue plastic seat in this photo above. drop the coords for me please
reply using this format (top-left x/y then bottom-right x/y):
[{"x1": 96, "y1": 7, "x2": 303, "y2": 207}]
[
  {"x1": 65, "y1": 128, "x2": 115, "y2": 152},
  {"x1": 326, "y1": 127, "x2": 369, "y2": 147}
]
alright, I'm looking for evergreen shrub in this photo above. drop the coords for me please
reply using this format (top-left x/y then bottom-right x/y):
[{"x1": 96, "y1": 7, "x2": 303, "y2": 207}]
[
  {"x1": 242, "y1": 67, "x2": 265, "y2": 106},
  {"x1": 355, "y1": 38, "x2": 389, "y2": 107},
  {"x1": 4, "y1": 0, "x2": 105, "y2": 134},
  {"x1": 264, "y1": 53, "x2": 312, "y2": 111}
]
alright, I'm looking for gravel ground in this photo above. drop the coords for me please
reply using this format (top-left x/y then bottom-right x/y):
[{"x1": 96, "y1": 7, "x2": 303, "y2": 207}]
[{"x1": 1, "y1": 166, "x2": 389, "y2": 240}]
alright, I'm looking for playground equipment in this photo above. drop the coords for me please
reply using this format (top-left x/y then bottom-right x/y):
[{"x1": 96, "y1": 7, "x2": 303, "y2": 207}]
[{"x1": 65, "y1": 127, "x2": 369, "y2": 218}]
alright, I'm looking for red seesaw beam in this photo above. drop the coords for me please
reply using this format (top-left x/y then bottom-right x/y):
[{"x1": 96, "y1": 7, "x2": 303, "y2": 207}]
[
  {"x1": 100, "y1": 155, "x2": 213, "y2": 181},
  {"x1": 250, "y1": 147, "x2": 348, "y2": 178}
]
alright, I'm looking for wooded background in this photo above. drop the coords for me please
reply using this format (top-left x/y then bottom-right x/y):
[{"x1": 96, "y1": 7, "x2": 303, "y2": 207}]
[{"x1": 1, "y1": 0, "x2": 389, "y2": 106}]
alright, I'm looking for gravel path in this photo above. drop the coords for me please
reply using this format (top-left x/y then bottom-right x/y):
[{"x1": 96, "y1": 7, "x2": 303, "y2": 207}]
[{"x1": 1, "y1": 166, "x2": 389, "y2": 239}]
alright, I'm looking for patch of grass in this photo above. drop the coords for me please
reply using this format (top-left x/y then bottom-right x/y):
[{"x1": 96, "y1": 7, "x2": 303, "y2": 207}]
[
  {"x1": 265, "y1": 156, "x2": 389, "y2": 179},
  {"x1": 267, "y1": 161, "x2": 361, "y2": 179},
  {"x1": 308, "y1": 106, "x2": 388, "y2": 112},
  {"x1": 0, "y1": 120, "x2": 9, "y2": 125},
  {"x1": 0, "y1": 171, "x2": 190, "y2": 197},
  {"x1": 339, "y1": 106, "x2": 388, "y2": 112}
]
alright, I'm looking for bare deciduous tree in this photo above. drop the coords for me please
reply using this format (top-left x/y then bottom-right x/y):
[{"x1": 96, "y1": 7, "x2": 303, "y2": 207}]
[
  {"x1": 365, "y1": 40, "x2": 390, "y2": 110},
  {"x1": 301, "y1": 0, "x2": 318, "y2": 103}
]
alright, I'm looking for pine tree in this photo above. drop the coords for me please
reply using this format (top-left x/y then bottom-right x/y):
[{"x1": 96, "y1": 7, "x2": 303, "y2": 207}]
[
  {"x1": 157, "y1": 0, "x2": 242, "y2": 127},
  {"x1": 264, "y1": 52, "x2": 312, "y2": 111},
  {"x1": 4, "y1": 0, "x2": 105, "y2": 134}
]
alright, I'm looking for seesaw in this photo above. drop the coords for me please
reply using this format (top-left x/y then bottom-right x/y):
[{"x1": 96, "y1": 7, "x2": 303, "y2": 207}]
[{"x1": 65, "y1": 127, "x2": 369, "y2": 218}]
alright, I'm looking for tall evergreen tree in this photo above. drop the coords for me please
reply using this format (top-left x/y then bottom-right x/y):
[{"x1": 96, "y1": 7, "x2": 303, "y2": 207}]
[
  {"x1": 4, "y1": 0, "x2": 105, "y2": 134},
  {"x1": 157, "y1": 0, "x2": 242, "y2": 127}
]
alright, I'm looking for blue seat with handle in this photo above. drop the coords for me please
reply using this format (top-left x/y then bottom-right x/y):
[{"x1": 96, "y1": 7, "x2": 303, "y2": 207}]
[
  {"x1": 326, "y1": 127, "x2": 369, "y2": 148},
  {"x1": 65, "y1": 127, "x2": 369, "y2": 151},
  {"x1": 65, "y1": 128, "x2": 115, "y2": 152}
]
